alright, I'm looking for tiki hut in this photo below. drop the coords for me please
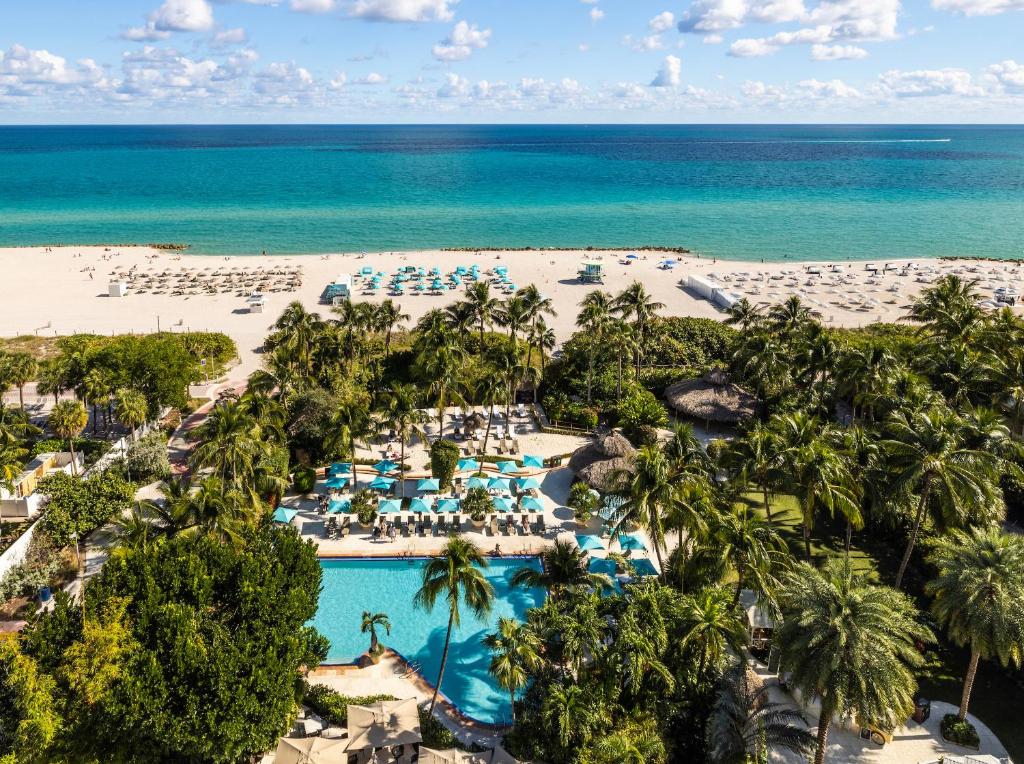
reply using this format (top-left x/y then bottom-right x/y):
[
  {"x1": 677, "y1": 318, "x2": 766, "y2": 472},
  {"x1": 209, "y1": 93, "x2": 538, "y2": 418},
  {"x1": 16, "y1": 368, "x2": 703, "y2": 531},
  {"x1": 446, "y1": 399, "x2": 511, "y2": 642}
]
[
  {"x1": 664, "y1": 370, "x2": 758, "y2": 424},
  {"x1": 568, "y1": 431, "x2": 636, "y2": 491},
  {"x1": 463, "y1": 411, "x2": 487, "y2": 437}
]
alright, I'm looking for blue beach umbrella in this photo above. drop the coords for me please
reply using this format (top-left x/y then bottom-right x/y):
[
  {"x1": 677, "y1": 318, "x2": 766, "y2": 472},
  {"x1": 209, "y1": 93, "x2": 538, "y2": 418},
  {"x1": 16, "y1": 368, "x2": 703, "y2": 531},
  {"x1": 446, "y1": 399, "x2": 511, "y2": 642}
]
[
  {"x1": 488, "y1": 477, "x2": 512, "y2": 491},
  {"x1": 516, "y1": 476, "x2": 541, "y2": 490},
  {"x1": 522, "y1": 455, "x2": 544, "y2": 468},
  {"x1": 417, "y1": 478, "x2": 440, "y2": 492},
  {"x1": 466, "y1": 476, "x2": 489, "y2": 490},
  {"x1": 436, "y1": 498, "x2": 460, "y2": 513},
  {"x1": 329, "y1": 462, "x2": 352, "y2": 475},
  {"x1": 497, "y1": 460, "x2": 520, "y2": 474},
  {"x1": 575, "y1": 533, "x2": 604, "y2": 551},
  {"x1": 492, "y1": 496, "x2": 515, "y2": 512},
  {"x1": 521, "y1": 496, "x2": 546, "y2": 512},
  {"x1": 373, "y1": 459, "x2": 398, "y2": 473},
  {"x1": 617, "y1": 533, "x2": 647, "y2": 552},
  {"x1": 626, "y1": 253, "x2": 638, "y2": 260},
  {"x1": 457, "y1": 458, "x2": 480, "y2": 471},
  {"x1": 272, "y1": 507, "x2": 297, "y2": 524},
  {"x1": 328, "y1": 499, "x2": 351, "y2": 514},
  {"x1": 324, "y1": 477, "x2": 349, "y2": 490},
  {"x1": 378, "y1": 498, "x2": 402, "y2": 514},
  {"x1": 409, "y1": 497, "x2": 433, "y2": 513},
  {"x1": 368, "y1": 476, "x2": 396, "y2": 492}
]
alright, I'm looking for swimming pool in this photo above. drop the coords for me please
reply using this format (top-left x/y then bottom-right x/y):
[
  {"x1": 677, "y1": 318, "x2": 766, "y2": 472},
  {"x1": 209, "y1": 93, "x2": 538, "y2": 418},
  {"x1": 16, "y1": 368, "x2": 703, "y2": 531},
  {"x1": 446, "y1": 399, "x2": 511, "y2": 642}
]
[{"x1": 311, "y1": 556, "x2": 545, "y2": 724}]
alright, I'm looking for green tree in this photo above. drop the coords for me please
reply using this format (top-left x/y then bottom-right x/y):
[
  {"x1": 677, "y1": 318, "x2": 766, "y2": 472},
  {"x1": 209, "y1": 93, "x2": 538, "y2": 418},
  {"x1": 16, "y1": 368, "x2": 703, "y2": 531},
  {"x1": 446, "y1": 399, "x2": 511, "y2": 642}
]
[
  {"x1": 925, "y1": 527, "x2": 1024, "y2": 721},
  {"x1": 511, "y1": 540, "x2": 612, "y2": 597},
  {"x1": 613, "y1": 280, "x2": 665, "y2": 376},
  {"x1": 429, "y1": 439, "x2": 460, "y2": 492},
  {"x1": 379, "y1": 383, "x2": 424, "y2": 497},
  {"x1": 777, "y1": 560, "x2": 931, "y2": 764},
  {"x1": 614, "y1": 445, "x2": 673, "y2": 573},
  {"x1": 0, "y1": 634, "x2": 60, "y2": 762},
  {"x1": 414, "y1": 537, "x2": 494, "y2": 714},
  {"x1": 679, "y1": 586, "x2": 747, "y2": 679},
  {"x1": 482, "y1": 617, "x2": 542, "y2": 723},
  {"x1": 576, "y1": 291, "x2": 614, "y2": 405},
  {"x1": 361, "y1": 611, "x2": 391, "y2": 656},
  {"x1": 114, "y1": 387, "x2": 148, "y2": 441},
  {"x1": 6, "y1": 353, "x2": 38, "y2": 412},
  {"x1": 47, "y1": 399, "x2": 88, "y2": 476},
  {"x1": 464, "y1": 282, "x2": 502, "y2": 349}
]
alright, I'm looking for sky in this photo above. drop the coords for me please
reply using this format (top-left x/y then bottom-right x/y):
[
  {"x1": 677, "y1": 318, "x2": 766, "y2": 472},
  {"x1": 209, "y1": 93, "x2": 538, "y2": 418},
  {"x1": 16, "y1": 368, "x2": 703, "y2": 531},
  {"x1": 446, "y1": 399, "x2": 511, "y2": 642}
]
[{"x1": 1, "y1": 0, "x2": 1022, "y2": 123}]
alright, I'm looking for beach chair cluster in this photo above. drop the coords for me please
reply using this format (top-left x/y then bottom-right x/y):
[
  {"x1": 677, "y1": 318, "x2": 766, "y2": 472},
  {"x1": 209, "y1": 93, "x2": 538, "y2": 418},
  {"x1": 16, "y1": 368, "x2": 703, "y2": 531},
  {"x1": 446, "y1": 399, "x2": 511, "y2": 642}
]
[{"x1": 348, "y1": 263, "x2": 517, "y2": 297}]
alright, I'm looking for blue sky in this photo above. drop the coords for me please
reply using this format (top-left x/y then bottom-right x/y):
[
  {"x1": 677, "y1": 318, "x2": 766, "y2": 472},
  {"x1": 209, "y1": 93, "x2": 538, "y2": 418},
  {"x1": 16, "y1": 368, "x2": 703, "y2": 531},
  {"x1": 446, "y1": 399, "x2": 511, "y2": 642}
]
[{"x1": 1, "y1": 0, "x2": 1022, "y2": 122}]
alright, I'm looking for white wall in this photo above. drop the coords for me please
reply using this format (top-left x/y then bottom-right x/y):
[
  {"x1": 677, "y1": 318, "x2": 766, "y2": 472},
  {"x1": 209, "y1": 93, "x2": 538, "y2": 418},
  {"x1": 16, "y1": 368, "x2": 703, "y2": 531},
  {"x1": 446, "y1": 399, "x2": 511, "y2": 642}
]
[{"x1": 0, "y1": 520, "x2": 39, "y2": 582}]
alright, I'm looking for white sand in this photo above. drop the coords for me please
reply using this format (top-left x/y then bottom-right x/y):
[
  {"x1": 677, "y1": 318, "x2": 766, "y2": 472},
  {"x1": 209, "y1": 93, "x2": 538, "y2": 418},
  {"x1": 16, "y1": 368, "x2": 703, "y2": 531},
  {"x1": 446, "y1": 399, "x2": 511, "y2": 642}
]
[{"x1": 2, "y1": 245, "x2": 1022, "y2": 381}]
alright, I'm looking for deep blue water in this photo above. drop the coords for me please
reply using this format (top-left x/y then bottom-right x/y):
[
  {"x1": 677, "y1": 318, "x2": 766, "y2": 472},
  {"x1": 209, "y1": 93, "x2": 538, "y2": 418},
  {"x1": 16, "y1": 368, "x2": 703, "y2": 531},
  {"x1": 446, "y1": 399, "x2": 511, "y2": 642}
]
[{"x1": 1, "y1": 124, "x2": 1022, "y2": 260}]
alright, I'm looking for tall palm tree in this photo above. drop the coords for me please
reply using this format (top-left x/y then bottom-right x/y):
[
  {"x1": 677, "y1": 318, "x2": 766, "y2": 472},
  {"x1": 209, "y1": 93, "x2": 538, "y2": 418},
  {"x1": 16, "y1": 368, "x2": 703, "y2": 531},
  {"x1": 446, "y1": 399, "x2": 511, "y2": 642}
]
[
  {"x1": 7, "y1": 353, "x2": 38, "y2": 411},
  {"x1": 272, "y1": 301, "x2": 324, "y2": 376},
  {"x1": 881, "y1": 406, "x2": 1001, "y2": 589},
  {"x1": 726, "y1": 423, "x2": 782, "y2": 522},
  {"x1": 501, "y1": 295, "x2": 531, "y2": 346},
  {"x1": 605, "y1": 319, "x2": 637, "y2": 401},
  {"x1": 190, "y1": 402, "x2": 266, "y2": 487},
  {"x1": 767, "y1": 296, "x2": 812, "y2": 337},
  {"x1": 925, "y1": 527, "x2": 1024, "y2": 722},
  {"x1": 327, "y1": 402, "x2": 372, "y2": 491},
  {"x1": 80, "y1": 368, "x2": 110, "y2": 436},
  {"x1": 541, "y1": 683, "x2": 608, "y2": 752},
  {"x1": 679, "y1": 586, "x2": 747, "y2": 679},
  {"x1": 576, "y1": 290, "x2": 614, "y2": 404},
  {"x1": 474, "y1": 375, "x2": 504, "y2": 456},
  {"x1": 715, "y1": 508, "x2": 788, "y2": 607},
  {"x1": 614, "y1": 281, "x2": 665, "y2": 376},
  {"x1": 614, "y1": 445, "x2": 673, "y2": 573},
  {"x1": 414, "y1": 537, "x2": 494, "y2": 714},
  {"x1": 48, "y1": 399, "x2": 88, "y2": 476},
  {"x1": 528, "y1": 317, "x2": 557, "y2": 377},
  {"x1": 510, "y1": 540, "x2": 613, "y2": 596},
  {"x1": 777, "y1": 560, "x2": 930, "y2": 764},
  {"x1": 789, "y1": 435, "x2": 861, "y2": 562},
  {"x1": 724, "y1": 298, "x2": 763, "y2": 331},
  {"x1": 361, "y1": 611, "x2": 391, "y2": 655},
  {"x1": 707, "y1": 663, "x2": 816, "y2": 764},
  {"x1": 374, "y1": 299, "x2": 409, "y2": 360},
  {"x1": 905, "y1": 274, "x2": 985, "y2": 346},
  {"x1": 482, "y1": 616, "x2": 542, "y2": 723},
  {"x1": 114, "y1": 387, "x2": 148, "y2": 441},
  {"x1": 417, "y1": 341, "x2": 465, "y2": 436},
  {"x1": 379, "y1": 383, "x2": 424, "y2": 497},
  {"x1": 464, "y1": 282, "x2": 502, "y2": 348}
]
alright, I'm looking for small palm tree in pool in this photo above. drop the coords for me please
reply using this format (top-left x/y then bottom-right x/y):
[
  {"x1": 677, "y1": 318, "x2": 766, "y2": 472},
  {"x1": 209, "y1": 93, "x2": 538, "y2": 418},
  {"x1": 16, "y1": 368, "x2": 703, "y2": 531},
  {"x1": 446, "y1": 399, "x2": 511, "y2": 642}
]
[
  {"x1": 482, "y1": 617, "x2": 541, "y2": 724},
  {"x1": 361, "y1": 611, "x2": 391, "y2": 659},
  {"x1": 414, "y1": 537, "x2": 494, "y2": 715}
]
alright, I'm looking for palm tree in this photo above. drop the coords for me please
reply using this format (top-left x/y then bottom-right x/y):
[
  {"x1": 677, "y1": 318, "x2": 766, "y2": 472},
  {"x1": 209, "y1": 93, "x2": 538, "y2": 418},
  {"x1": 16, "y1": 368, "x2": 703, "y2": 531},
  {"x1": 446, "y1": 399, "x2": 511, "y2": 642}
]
[
  {"x1": 789, "y1": 435, "x2": 860, "y2": 562},
  {"x1": 464, "y1": 282, "x2": 502, "y2": 348},
  {"x1": 379, "y1": 383, "x2": 424, "y2": 497},
  {"x1": 361, "y1": 611, "x2": 391, "y2": 655},
  {"x1": 328, "y1": 402, "x2": 372, "y2": 491},
  {"x1": 482, "y1": 616, "x2": 541, "y2": 723},
  {"x1": 374, "y1": 300, "x2": 409, "y2": 360},
  {"x1": 541, "y1": 683, "x2": 608, "y2": 752},
  {"x1": 905, "y1": 274, "x2": 984, "y2": 345},
  {"x1": 767, "y1": 295, "x2": 812, "y2": 337},
  {"x1": 605, "y1": 319, "x2": 637, "y2": 401},
  {"x1": 613, "y1": 281, "x2": 664, "y2": 375},
  {"x1": 272, "y1": 301, "x2": 323, "y2": 376},
  {"x1": 501, "y1": 295, "x2": 531, "y2": 346},
  {"x1": 727, "y1": 423, "x2": 782, "y2": 522},
  {"x1": 114, "y1": 387, "x2": 148, "y2": 441},
  {"x1": 724, "y1": 298, "x2": 763, "y2": 331},
  {"x1": 7, "y1": 353, "x2": 37, "y2": 411},
  {"x1": 679, "y1": 586, "x2": 747, "y2": 679},
  {"x1": 414, "y1": 537, "x2": 494, "y2": 714},
  {"x1": 190, "y1": 402, "x2": 266, "y2": 487},
  {"x1": 777, "y1": 560, "x2": 930, "y2": 764},
  {"x1": 707, "y1": 663, "x2": 816, "y2": 764},
  {"x1": 715, "y1": 508, "x2": 788, "y2": 607},
  {"x1": 80, "y1": 368, "x2": 110, "y2": 436},
  {"x1": 474, "y1": 375, "x2": 504, "y2": 456},
  {"x1": 881, "y1": 406, "x2": 1001, "y2": 589},
  {"x1": 510, "y1": 540, "x2": 613, "y2": 596},
  {"x1": 529, "y1": 317, "x2": 557, "y2": 376},
  {"x1": 925, "y1": 527, "x2": 1024, "y2": 722},
  {"x1": 576, "y1": 290, "x2": 614, "y2": 404},
  {"x1": 614, "y1": 445, "x2": 673, "y2": 573},
  {"x1": 48, "y1": 399, "x2": 88, "y2": 476}
]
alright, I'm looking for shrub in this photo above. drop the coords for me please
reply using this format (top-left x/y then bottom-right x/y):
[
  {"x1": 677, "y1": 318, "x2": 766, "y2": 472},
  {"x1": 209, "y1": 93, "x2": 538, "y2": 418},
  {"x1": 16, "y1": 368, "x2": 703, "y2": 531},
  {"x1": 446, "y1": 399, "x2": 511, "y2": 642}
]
[
  {"x1": 293, "y1": 466, "x2": 317, "y2": 495},
  {"x1": 617, "y1": 387, "x2": 668, "y2": 436},
  {"x1": 0, "y1": 531, "x2": 66, "y2": 603},
  {"x1": 568, "y1": 482, "x2": 600, "y2": 524},
  {"x1": 462, "y1": 487, "x2": 491, "y2": 522},
  {"x1": 30, "y1": 438, "x2": 111, "y2": 466},
  {"x1": 125, "y1": 431, "x2": 171, "y2": 483},
  {"x1": 430, "y1": 439, "x2": 459, "y2": 491},
  {"x1": 419, "y1": 706, "x2": 460, "y2": 749},
  {"x1": 351, "y1": 489, "x2": 377, "y2": 526},
  {"x1": 302, "y1": 683, "x2": 397, "y2": 726},
  {"x1": 37, "y1": 471, "x2": 136, "y2": 547},
  {"x1": 705, "y1": 438, "x2": 728, "y2": 466},
  {"x1": 940, "y1": 713, "x2": 980, "y2": 748}
]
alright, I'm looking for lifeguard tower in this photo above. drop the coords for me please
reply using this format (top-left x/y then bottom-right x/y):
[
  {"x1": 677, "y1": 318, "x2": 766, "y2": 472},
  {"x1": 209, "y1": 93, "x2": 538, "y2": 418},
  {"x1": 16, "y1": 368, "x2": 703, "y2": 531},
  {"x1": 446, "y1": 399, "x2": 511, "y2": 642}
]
[{"x1": 578, "y1": 260, "x2": 604, "y2": 283}]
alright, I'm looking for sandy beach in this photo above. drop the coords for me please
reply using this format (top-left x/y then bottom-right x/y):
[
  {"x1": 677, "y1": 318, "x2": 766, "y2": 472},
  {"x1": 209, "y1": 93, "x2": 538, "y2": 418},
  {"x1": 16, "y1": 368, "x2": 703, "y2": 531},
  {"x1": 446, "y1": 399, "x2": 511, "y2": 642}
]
[{"x1": 2, "y1": 245, "x2": 1022, "y2": 381}]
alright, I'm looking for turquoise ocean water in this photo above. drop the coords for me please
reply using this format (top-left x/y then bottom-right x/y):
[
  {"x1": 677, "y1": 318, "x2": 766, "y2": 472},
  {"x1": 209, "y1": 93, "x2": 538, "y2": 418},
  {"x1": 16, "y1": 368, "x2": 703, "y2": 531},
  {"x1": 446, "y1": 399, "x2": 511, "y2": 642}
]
[{"x1": 1, "y1": 125, "x2": 1022, "y2": 261}]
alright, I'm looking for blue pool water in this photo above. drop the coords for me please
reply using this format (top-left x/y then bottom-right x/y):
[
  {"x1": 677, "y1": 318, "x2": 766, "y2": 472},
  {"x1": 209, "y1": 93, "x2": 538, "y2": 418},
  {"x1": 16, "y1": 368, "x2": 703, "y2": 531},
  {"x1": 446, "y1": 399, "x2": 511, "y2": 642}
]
[{"x1": 311, "y1": 556, "x2": 545, "y2": 724}]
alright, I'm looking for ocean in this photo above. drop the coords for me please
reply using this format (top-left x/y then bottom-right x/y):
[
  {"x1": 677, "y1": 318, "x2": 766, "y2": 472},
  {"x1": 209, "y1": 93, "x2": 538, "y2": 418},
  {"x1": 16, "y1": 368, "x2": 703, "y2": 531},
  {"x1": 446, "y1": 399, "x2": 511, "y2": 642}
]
[{"x1": 1, "y1": 124, "x2": 1022, "y2": 261}]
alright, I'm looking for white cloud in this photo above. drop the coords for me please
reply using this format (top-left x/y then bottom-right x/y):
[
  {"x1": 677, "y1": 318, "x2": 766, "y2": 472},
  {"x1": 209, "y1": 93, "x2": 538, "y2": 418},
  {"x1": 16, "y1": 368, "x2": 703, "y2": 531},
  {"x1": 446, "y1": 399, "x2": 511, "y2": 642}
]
[
  {"x1": 797, "y1": 77, "x2": 861, "y2": 97},
  {"x1": 151, "y1": 0, "x2": 215, "y2": 32},
  {"x1": 432, "y1": 20, "x2": 491, "y2": 62},
  {"x1": 878, "y1": 67, "x2": 984, "y2": 97},
  {"x1": 437, "y1": 72, "x2": 470, "y2": 97},
  {"x1": 729, "y1": 38, "x2": 778, "y2": 56},
  {"x1": 750, "y1": 0, "x2": 806, "y2": 22},
  {"x1": 329, "y1": 71, "x2": 347, "y2": 89},
  {"x1": 677, "y1": 0, "x2": 748, "y2": 32},
  {"x1": 0, "y1": 45, "x2": 101, "y2": 89},
  {"x1": 578, "y1": 43, "x2": 590, "y2": 52},
  {"x1": 212, "y1": 27, "x2": 248, "y2": 47},
  {"x1": 122, "y1": 24, "x2": 172, "y2": 42},
  {"x1": 649, "y1": 11, "x2": 676, "y2": 31},
  {"x1": 623, "y1": 34, "x2": 665, "y2": 51},
  {"x1": 352, "y1": 71, "x2": 387, "y2": 84},
  {"x1": 650, "y1": 55, "x2": 682, "y2": 87},
  {"x1": 811, "y1": 42, "x2": 867, "y2": 59},
  {"x1": 349, "y1": 0, "x2": 456, "y2": 22},
  {"x1": 703, "y1": 33, "x2": 724, "y2": 43},
  {"x1": 805, "y1": 0, "x2": 899, "y2": 41},
  {"x1": 986, "y1": 60, "x2": 1024, "y2": 93},
  {"x1": 590, "y1": 7, "x2": 605, "y2": 21},
  {"x1": 931, "y1": 0, "x2": 1024, "y2": 14},
  {"x1": 291, "y1": 0, "x2": 336, "y2": 11}
]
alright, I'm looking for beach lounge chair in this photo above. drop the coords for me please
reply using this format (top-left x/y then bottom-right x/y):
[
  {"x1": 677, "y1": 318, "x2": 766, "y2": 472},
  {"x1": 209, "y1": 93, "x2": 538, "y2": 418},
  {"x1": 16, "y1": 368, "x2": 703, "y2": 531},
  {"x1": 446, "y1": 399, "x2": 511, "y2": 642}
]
[
  {"x1": 489, "y1": 515, "x2": 500, "y2": 536},
  {"x1": 437, "y1": 516, "x2": 448, "y2": 536}
]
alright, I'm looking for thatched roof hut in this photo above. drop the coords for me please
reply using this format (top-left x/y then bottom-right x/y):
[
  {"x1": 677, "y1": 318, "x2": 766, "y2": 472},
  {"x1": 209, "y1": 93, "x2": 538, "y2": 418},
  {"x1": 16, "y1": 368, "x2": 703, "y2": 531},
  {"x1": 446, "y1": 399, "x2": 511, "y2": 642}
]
[
  {"x1": 664, "y1": 371, "x2": 758, "y2": 424},
  {"x1": 568, "y1": 432, "x2": 636, "y2": 491},
  {"x1": 463, "y1": 412, "x2": 487, "y2": 433}
]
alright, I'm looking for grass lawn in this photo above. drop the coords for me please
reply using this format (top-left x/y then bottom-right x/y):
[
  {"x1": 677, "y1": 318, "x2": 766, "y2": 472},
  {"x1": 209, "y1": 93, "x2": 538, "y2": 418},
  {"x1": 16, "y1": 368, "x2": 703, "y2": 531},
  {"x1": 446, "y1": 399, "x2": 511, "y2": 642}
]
[{"x1": 738, "y1": 491, "x2": 1024, "y2": 761}]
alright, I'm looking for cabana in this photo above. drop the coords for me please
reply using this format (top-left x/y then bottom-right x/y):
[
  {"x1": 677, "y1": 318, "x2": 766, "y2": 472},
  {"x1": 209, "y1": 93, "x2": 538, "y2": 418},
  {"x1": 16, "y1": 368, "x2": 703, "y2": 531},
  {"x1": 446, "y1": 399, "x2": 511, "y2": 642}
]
[
  {"x1": 344, "y1": 698, "x2": 422, "y2": 763},
  {"x1": 739, "y1": 589, "x2": 776, "y2": 650},
  {"x1": 567, "y1": 431, "x2": 636, "y2": 491},
  {"x1": 664, "y1": 370, "x2": 759, "y2": 425}
]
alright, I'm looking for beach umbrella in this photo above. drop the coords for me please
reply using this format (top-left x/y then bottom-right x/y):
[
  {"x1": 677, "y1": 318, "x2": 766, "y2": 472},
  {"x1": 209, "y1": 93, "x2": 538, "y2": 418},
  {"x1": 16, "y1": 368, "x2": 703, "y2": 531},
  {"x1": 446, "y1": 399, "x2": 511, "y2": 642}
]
[
  {"x1": 626, "y1": 254, "x2": 638, "y2": 260},
  {"x1": 492, "y1": 496, "x2": 515, "y2": 512},
  {"x1": 617, "y1": 533, "x2": 647, "y2": 552},
  {"x1": 272, "y1": 507, "x2": 297, "y2": 524},
  {"x1": 328, "y1": 499, "x2": 351, "y2": 514},
  {"x1": 417, "y1": 478, "x2": 440, "y2": 492},
  {"x1": 373, "y1": 459, "x2": 399, "y2": 473},
  {"x1": 466, "y1": 476, "x2": 489, "y2": 490},
  {"x1": 522, "y1": 455, "x2": 544, "y2": 468},
  {"x1": 497, "y1": 461, "x2": 520, "y2": 474},
  {"x1": 516, "y1": 476, "x2": 541, "y2": 490},
  {"x1": 457, "y1": 458, "x2": 481, "y2": 471},
  {"x1": 324, "y1": 476, "x2": 349, "y2": 490},
  {"x1": 575, "y1": 533, "x2": 604, "y2": 551},
  {"x1": 409, "y1": 497, "x2": 433, "y2": 513},
  {"x1": 368, "y1": 476, "x2": 395, "y2": 491},
  {"x1": 521, "y1": 496, "x2": 545, "y2": 512},
  {"x1": 329, "y1": 462, "x2": 352, "y2": 475},
  {"x1": 488, "y1": 477, "x2": 512, "y2": 491},
  {"x1": 436, "y1": 498, "x2": 460, "y2": 513},
  {"x1": 377, "y1": 498, "x2": 402, "y2": 514}
]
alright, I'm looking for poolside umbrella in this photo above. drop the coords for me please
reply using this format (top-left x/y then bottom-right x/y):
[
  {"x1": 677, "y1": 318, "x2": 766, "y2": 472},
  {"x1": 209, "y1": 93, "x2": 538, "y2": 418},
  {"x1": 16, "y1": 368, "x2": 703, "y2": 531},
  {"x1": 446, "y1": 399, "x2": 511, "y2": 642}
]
[
  {"x1": 272, "y1": 507, "x2": 297, "y2": 524},
  {"x1": 575, "y1": 533, "x2": 604, "y2": 551},
  {"x1": 417, "y1": 478, "x2": 440, "y2": 492},
  {"x1": 516, "y1": 476, "x2": 541, "y2": 490},
  {"x1": 378, "y1": 498, "x2": 402, "y2": 514},
  {"x1": 329, "y1": 462, "x2": 352, "y2": 475},
  {"x1": 274, "y1": 736, "x2": 345, "y2": 764},
  {"x1": 488, "y1": 477, "x2": 512, "y2": 491},
  {"x1": 457, "y1": 458, "x2": 481, "y2": 471},
  {"x1": 522, "y1": 454, "x2": 544, "y2": 468},
  {"x1": 466, "y1": 476, "x2": 489, "y2": 490},
  {"x1": 436, "y1": 498, "x2": 460, "y2": 513},
  {"x1": 325, "y1": 476, "x2": 349, "y2": 490},
  {"x1": 409, "y1": 497, "x2": 433, "y2": 513},
  {"x1": 344, "y1": 698, "x2": 422, "y2": 753},
  {"x1": 521, "y1": 496, "x2": 546, "y2": 512},
  {"x1": 328, "y1": 499, "x2": 351, "y2": 514},
  {"x1": 373, "y1": 459, "x2": 399, "y2": 473},
  {"x1": 617, "y1": 533, "x2": 647, "y2": 552},
  {"x1": 368, "y1": 476, "x2": 396, "y2": 491},
  {"x1": 497, "y1": 460, "x2": 520, "y2": 474},
  {"x1": 492, "y1": 496, "x2": 515, "y2": 512}
]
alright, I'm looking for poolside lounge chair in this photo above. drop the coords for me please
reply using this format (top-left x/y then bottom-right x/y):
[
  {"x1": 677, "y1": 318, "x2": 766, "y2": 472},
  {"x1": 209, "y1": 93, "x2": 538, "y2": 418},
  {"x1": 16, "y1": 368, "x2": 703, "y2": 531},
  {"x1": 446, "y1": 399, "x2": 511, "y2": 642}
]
[
  {"x1": 415, "y1": 514, "x2": 426, "y2": 537},
  {"x1": 437, "y1": 516, "x2": 448, "y2": 536},
  {"x1": 489, "y1": 514, "x2": 500, "y2": 536},
  {"x1": 400, "y1": 516, "x2": 411, "y2": 537},
  {"x1": 341, "y1": 516, "x2": 351, "y2": 537},
  {"x1": 506, "y1": 514, "x2": 516, "y2": 535},
  {"x1": 537, "y1": 515, "x2": 546, "y2": 534},
  {"x1": 453, "y1": 515, "x2": 462, "y2": 534},
  {"x1": 521, "y1": 514, "x2": 531, "y2": 535},
  {"x1": 510, "y1": 438, "x2": 520, "y2": 455}
]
